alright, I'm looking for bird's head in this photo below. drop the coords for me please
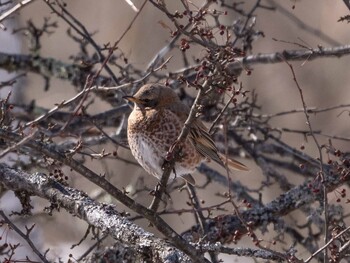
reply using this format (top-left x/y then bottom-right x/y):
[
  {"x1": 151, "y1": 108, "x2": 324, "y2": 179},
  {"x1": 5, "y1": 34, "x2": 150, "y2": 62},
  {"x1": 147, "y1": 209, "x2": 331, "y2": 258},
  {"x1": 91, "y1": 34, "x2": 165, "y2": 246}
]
[{"x1": 123, "y1": 83, "x2": 179, "y2": 109}]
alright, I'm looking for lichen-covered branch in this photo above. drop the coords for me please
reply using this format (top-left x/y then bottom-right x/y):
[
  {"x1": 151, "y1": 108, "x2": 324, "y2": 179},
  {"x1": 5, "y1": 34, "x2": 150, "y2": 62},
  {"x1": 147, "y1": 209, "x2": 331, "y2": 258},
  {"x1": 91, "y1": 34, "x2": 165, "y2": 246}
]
[
  {"x1": 0, "y1": 163, "x2": 194, "y2": 263},
  {"x1": 183, "y1": 163, "x2": 347, "y2": 244},
  {"x1": 2, "y1": 44, "x2": 350, "y2": 90}
]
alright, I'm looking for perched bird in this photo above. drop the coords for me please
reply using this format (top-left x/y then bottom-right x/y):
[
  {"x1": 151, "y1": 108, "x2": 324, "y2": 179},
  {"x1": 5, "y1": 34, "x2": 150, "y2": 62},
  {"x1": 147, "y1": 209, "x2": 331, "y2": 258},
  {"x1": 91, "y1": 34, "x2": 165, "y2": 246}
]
[{"x1": 124, "y1": 83, "x2": 248, "y2": 185}]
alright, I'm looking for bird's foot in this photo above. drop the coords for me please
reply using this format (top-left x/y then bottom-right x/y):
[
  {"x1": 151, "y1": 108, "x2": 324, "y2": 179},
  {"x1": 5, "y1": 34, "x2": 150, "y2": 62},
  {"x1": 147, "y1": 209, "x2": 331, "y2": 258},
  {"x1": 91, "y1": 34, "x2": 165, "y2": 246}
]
[
  {"x1": 150, "y1": 182, "x2": 171, "y2": 201},
  {"x1": 164, "y1": 150, "x2": 173, "y2": 162}
]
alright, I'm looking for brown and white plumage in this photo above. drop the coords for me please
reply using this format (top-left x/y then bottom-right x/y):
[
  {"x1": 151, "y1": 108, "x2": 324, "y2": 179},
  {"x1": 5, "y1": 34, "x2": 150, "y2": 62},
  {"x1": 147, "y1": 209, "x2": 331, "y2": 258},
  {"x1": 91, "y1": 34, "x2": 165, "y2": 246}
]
[{"x1": 124, "y1": 83, "x2": 248, "y2": 184}]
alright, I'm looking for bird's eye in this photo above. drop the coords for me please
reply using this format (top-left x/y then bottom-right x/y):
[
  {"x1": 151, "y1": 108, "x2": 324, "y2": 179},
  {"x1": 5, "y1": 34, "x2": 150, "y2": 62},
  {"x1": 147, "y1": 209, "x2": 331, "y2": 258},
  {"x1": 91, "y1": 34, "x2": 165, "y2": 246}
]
[{"x1": 142, "y1": 98, "x2": 157, "y2": 108}]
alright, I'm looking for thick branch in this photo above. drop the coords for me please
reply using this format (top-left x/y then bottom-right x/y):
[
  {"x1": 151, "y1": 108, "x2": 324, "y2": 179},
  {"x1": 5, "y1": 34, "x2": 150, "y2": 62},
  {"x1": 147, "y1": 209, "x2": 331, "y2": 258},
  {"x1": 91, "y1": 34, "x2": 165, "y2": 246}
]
[
  {"x1": 0, "y1": 163, "x2": 193, "y2": 263},
  {"x1": 2, "y1": 44, "x2": 350, "y2": 88},
  {"x1": 227, "y1": 45, "x2": 350, "y2": 72},
  {"x1": 0, "y1": 128, "x2": 209, "y2": 263},
  {"x1": 0, "y1": 52, "x2": 91, "y2": 85}
]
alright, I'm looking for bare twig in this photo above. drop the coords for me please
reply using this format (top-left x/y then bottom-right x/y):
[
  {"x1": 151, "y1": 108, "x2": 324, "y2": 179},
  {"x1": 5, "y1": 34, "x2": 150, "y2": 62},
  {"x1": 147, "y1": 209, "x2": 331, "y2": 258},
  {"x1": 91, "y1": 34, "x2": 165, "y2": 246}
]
[
  {"x1": 305, "y1": 226, "x2": 350, "y2": 263},
  {"x1": 116, "y1": 0, "x2": 147, "y2": 45},
  {"x1": 258, "y1": 104, "x2": 350, "y2": 118},
  {"x1": 0, "y1": 0, "x2": 36, "y2": 30},
  {"x1": 267, "y1": 0, "x2": 341, "y2": 46},
  {"x1": 283, "y1": 57, "x2": 329, "y2": 262},
  {"x1": 0, "y1": 130, "x2": 37, "y2": 158},
  {"x1": 23, "y1": 86, "x2": 96, "y2": 128},
  {"x1": 124, "y1": 0, "x2": 139, "y2": 12},
  {"x1": 0, "y1": 210, "x2": 50, "y2": 263},
  {"x1": 44, "y1": 0, "x2": 120, "y2": 85},
  {"x1": 76, "y1": 234, "x2": 108, "y2": 261}
]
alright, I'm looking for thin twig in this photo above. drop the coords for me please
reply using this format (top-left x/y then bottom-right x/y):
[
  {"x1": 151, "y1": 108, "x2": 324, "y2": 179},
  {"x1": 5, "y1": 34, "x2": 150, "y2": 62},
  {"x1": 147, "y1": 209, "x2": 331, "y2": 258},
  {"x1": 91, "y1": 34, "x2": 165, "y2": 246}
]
[
  {"x1": 76, "y1": 234, "x2": 108, "y2": 261},
  {"x1": 305, "y1": 226, "x2": 350, "y2": 263},
  {"x1": 0, "y1": 0, "x2": 36, "y2": 30},
  {"x1": 283, "y1": 57, "x2": 328, "y2": 263},
  {"x1": 116, "y1": 0, "x2": 147, "y2": 45},
  {"x1": 258, "y1": 104, "x2": 350, "y2": 118},
  {"x1": 209, "y1": 92, "x2": 236, "y2": 134},
  {"x1": 0, "y1": 210, "x2": 50, "y2": 263},
  {"x1": 193, "y1": 242, "x2": 287, "y2": 262},
  {"x1": 267, "y1": 0, "x2": 341, "y2": 46},
  {"x1": 0, "y1": 130, "x2": 37, "y2": 158},
  {"x1": 186, "y1": 184, "x2": 220, "y2": 263},
  {"x1": 44, "y1": 0, "x2": 120, "y2": 86},
  {"x1": 124, "y1": 0, "x2": 139, "y2": 12},
  {"x1": 23, "y1": 86, "x2": 97, "y2": 128},
  {"x1": 282, "y1": 128, "x2": 350, "y2": 142}
]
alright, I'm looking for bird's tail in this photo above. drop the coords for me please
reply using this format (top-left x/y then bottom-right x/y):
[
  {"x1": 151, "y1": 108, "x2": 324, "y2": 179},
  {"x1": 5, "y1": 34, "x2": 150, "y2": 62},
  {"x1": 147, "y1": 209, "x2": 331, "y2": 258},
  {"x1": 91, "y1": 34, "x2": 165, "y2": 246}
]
[{"x1": 218, "y1": 153, "x2": 249, "y2": 171}]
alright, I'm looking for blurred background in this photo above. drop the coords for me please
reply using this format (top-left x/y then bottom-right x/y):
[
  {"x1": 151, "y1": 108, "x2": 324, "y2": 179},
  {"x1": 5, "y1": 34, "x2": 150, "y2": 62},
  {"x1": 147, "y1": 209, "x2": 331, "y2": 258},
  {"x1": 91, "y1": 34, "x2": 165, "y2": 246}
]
[{"x1": 1, "y1": 1, "x2": 350, "y2": 262}]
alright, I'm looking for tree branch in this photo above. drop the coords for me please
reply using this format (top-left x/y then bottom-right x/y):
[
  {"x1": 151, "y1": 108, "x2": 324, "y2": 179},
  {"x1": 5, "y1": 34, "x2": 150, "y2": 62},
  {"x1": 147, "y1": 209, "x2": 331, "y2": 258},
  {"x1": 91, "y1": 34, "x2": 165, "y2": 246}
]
[
  {"x1": 0, "y1": 163, "x2": 195, "y2": 263},
  {"x1": 0, "y1": 128, "x2": 209, "y2": 263},
  {"x1": 182, "y1": 167, "x2": 346, "y2": 244}
]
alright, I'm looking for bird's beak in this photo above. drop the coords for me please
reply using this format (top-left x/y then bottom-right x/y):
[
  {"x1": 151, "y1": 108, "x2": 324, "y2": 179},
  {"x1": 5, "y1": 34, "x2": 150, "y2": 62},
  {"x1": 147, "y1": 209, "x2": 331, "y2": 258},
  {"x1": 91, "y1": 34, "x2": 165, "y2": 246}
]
[{"x1": 123, "y1": 96, "x2": 142, "y2": 104}]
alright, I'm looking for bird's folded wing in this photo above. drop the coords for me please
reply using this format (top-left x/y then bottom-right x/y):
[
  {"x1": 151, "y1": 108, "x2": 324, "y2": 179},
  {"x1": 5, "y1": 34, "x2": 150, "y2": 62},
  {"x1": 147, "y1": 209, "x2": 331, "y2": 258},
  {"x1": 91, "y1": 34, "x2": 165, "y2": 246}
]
[
  {"x1": 189, "y1": 120, "x2": 249, "y2": 171},
  {"x1": 189, "y1": 120, "x2": 224, "y2": 165}
]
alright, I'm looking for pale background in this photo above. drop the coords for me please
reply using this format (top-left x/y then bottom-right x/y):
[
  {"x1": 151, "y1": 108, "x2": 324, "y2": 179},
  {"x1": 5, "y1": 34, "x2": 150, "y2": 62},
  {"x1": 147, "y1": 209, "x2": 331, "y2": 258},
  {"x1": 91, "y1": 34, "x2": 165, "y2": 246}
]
[{"x1": 0, "y1": 1, "x2": 350, "y2": 262}]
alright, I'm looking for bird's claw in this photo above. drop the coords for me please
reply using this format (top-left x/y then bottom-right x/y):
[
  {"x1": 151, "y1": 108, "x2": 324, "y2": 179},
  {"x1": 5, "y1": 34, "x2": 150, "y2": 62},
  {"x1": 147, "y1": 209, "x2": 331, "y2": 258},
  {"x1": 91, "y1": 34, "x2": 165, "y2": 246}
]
[{"x1": 165, "y1": 150, "x2": 174, "y2": 161}]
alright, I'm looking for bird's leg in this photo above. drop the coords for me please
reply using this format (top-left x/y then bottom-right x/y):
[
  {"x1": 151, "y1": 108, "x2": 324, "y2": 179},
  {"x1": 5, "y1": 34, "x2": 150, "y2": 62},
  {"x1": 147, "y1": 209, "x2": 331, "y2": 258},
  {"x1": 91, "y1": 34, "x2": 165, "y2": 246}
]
[
  {"x1": 164, "y1": 150, "x2": 174, "y2": 162},
  {"x1": 151, "y1": 182, "x2": 169, "y2": 200},
  {"x1": 161, "y1": 158, "x2": 177, "y2": 182},
  {"x1": 167, "y1": 138, "x2": 182, "y2": 159},
  {"x1": 148, "y1": 180, "x2": 171, "y2": 212},
  {"x1": 150, "y1": 141, "x2": 183, "y2": 212},
  {"x1": 164, "y1": 141, "x2": 186, "y2": 164},
  {"x1": 155, "y1": 181, "x2": 171, "y2": 200},
  {"x1": 163, "y1": 144, "x2": 181, "y2": 175},
  {"x1": 163, "y1": 143, "x2": 177, "y2": 175}
]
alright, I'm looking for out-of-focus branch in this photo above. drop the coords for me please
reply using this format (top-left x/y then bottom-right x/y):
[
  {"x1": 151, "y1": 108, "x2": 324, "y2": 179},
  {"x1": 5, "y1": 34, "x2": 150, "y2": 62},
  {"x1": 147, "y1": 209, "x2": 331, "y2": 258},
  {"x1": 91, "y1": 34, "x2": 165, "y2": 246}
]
[
  {"x1": 267, "y1": 0, "x2": 341, "y2": 46},
  {"x1": 2, "y1": 44, "x2": 350, "y2": 90},
  {"x1": 0, "y1": 210, "x2": 50, "y2": 263},
  {"x1": 194, "y1": 243, "x2": 286, "y2": 262},
  {"x1": 0, "y1": 51, "x2": 92, "y2": 86},
  {"x1": 182, "y1": 168, "x2": 347, "y2": 244},
  {"x1": 227, "y1": 44, "x2": 350, "y2": 72},
  {"x1": 342, "y1": 0, "x2": 350, "y2": 11}
]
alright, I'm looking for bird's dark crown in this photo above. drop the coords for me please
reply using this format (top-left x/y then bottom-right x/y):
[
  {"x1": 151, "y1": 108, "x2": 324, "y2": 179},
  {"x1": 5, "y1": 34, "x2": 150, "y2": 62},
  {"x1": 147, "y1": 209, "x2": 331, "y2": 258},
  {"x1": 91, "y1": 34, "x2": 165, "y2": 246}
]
[{"x1": 124, "y1": 83, "x2": 179, "y2": 109}]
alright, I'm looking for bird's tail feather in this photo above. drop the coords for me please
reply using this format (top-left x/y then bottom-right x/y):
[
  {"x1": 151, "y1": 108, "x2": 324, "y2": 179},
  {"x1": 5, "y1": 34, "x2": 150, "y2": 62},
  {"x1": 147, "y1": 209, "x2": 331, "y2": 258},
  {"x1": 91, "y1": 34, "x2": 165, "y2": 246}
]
[{"x1": 218, "y1": 153, "x2": 249, "y2": 171}]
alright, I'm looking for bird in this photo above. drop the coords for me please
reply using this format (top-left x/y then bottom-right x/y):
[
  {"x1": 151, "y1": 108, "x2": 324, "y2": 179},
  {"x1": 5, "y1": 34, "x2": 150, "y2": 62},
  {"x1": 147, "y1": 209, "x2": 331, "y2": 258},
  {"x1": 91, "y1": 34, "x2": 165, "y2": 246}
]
[{"x1": 124, "y1": 83, "x2": 248, "y2": 185}]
